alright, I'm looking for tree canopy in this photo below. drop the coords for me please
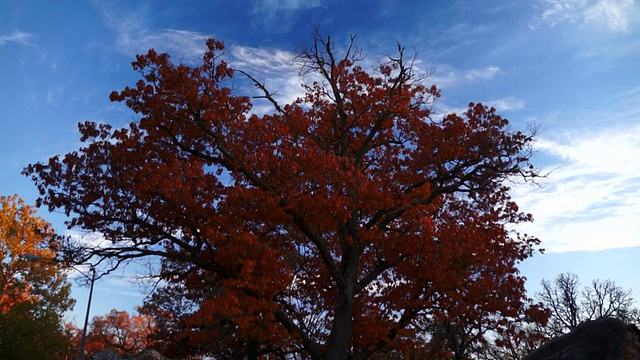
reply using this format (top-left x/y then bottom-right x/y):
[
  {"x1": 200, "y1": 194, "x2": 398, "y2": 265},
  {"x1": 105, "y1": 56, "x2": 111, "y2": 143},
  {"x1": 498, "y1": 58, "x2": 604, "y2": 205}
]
[
  {"x1": 25, "y1": 34, "x2": 544, "y2": 359},
  {"x1": 0, "y1": 195, "x2": 75, "y2": 359},
  {"x1": 76, "y1": 308, "x2": 157, "y2": 355}
]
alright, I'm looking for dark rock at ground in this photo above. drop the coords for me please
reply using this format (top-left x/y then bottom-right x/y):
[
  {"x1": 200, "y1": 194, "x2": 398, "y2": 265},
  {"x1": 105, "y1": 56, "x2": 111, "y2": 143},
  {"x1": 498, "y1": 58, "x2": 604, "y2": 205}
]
[
  {"x1": 89, "y1": 349, "x2": 167, "y2": 360},
  {"x1": 91, "y1": 349, "x2": 123, "y2": 360},
  {"x1": 132, "y1": 349, "x2": 168, "y2": 360},
  {"x1": 524, "y1": 317, "x2": 640, "y2": 360}
]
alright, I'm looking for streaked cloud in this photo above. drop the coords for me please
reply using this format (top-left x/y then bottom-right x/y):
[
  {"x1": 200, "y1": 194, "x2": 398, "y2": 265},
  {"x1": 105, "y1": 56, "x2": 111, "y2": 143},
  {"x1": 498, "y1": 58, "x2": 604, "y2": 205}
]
[
  {"x1": 252, "y1": 0, "x2": 324, "y2": 12},
  {"x1": 582, "y1": 0, "x2": 637, "y2": 31},
  {"x1": 0, "y1": 30, "x2": 36, "y2": 46},
  {"x1": 95, "y1": 2, "x2": 209, "y2": 62},
  {"x1": 538, "y1": 0, "x2": 639, "y2": 32},
  {"x1": 228, "y1": 45, "x2": 501, "y2": 118},
  {"x1": 513, "y1": 123, "x2": 640, "y2": 253},
  {"x1": 465, "y1": 66, "x2": 501, "y2": 81},
  {"x1": 250, "y1": 0, "x2": 326, "y2": 32},
  {"x1": 431, "y1": 65, "x2": 501, "y2": 89},
  {"x1": 487, "y1": 97, "x2": 525, "y2": 111},
  {"x1": 67, "y1": 229, "x2": 113, "y2": 251},
  {"x1": 229, "y1": 45, "x2": 302, "y2": 114},
  {"x1": 431, "y1": 96, "x2": 525, "y2": 121},
  {"x1": 116, "y1": 28, "x2": 209, "y2": 63},
  {"x1": 230, "y1": 46, "x2": 296, "y2": 74}
]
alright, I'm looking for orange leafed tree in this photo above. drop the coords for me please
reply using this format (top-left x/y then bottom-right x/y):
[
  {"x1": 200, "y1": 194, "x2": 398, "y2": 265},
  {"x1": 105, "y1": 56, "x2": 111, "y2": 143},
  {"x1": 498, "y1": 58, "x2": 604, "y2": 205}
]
[
  {"x1": 0, "y1": 195, "x2": 64, "y2": 311},
  {"x1": 0, "y1": 195, "x2": 75, "y2": 359},
  {"x1": 25, "y1": 33, "x2": 545, "y2": 359},
  {"x1": 80, "y1": 308, "x2": 156, "y2": 355}
]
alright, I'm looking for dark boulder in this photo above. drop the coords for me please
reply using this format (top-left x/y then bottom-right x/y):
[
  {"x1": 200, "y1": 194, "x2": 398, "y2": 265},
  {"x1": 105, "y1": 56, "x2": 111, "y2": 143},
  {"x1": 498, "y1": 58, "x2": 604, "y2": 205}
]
[
  {"x1": 132, "y1": 349, "x2": 168, "y2": 360},
  {"x1": 91, "y1": 349, "x2": 123, "y2": 360},
  {"x1": 89, "y1": 349, "x2": 167, "y2": 360},
  {"x1": 524, "y1": 317, "x2": 640, "y2": 360}
]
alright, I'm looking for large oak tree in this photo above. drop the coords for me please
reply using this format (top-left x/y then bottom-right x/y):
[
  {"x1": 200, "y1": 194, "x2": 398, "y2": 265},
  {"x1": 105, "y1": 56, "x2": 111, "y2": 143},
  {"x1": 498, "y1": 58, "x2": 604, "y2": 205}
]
[{"x1": 25, "y1": 34, "x2": 544, "y2": 359}]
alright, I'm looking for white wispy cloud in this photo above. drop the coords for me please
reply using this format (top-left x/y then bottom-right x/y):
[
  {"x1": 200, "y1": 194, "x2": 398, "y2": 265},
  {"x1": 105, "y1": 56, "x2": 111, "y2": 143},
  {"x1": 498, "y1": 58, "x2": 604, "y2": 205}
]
[
  {"x1": 431, "y1": 96, "x2": 525, "y2": 123},
  {"x1": 487, "y1": 97, "x2": 526, "y2": 111},
  {"x1": 250, "y1": 0, "x2": 326, "y2": 32},
  {"x1": 229, "y1": 45, "x2": 302, "y2": 114},
  {"x1": 231, "y1": 46, "x2": 297, "y2": 74},
  {"x1": 431, "y1": 65, "x2": 501, "y2": 89},
  {"x1": 101, "y1": 276, "x2": 147, "y2": 297},
  {"x1": 427, "y1": 67, "x2": 515, "y2": 118},
  {"x1": 465, "y1": 66, "x2": 501, "y2": 81},
  {"x1": 582, "y1": 0, "x2": 637, "y2": 31},
  {"x1": 101, "y1": 286, "x2": 145, "y2": 298},
  {"x1": 252, "y1": 0, "x2": 324, "y2": 12},
  {"x1": 67, "y1": 229, "x2": 112, "y2": 250},
  {"x1": 115, "y1": 28, "x2": 209, "y2": 63},
  {"x1": 513, "y1": 123, "x2": 640, "y2": 253},
  {"x1": 0, "y1": 30, "x2": 36, "y2": 46},
  {"x1": 538, "y1": 0, "x2": 639, "y2": 32},
  {"x1": 95, "y1": 2, "x2": 209, "y2": 62},
  {"x1": 229, "y1": 44, "x2": 332, "y2": 114}
]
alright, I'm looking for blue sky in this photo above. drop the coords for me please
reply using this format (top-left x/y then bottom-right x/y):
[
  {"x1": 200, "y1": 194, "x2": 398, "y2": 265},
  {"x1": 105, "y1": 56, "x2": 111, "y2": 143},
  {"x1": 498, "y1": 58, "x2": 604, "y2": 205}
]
[{"x1": 2, "y1": 0, "x2": 640, "y2": 325}]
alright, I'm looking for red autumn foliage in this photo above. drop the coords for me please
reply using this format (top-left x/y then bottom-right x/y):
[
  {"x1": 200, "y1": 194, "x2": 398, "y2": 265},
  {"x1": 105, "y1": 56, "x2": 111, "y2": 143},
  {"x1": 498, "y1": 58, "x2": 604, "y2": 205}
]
[
  {"x1": 77, "y1": 308, "x2": 157, "y2": 355},
  {"x1": 25, "y1": 33, "x2": 545, "y2": 359}
]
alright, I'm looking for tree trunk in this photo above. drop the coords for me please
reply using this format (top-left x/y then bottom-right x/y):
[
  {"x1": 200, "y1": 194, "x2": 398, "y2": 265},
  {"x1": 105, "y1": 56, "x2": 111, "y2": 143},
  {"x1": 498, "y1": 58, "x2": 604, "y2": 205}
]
[
  {"x1": 247, "y1": 337, "x2": 258, "y2": 360},
  {"x1": 326, "y1": 236, "x2": 359, "y2": 360},
  {"x1": 326, "y1": 291, "x2": 355, "y2": 360}
]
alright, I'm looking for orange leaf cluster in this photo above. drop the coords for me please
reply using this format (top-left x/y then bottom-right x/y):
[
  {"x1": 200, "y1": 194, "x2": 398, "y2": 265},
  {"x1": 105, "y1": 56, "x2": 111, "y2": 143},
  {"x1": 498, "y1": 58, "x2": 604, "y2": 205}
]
[
  {"x1": 0, "y1": 195, "x2": 59, "y2": 312},
  {"x1": 80, "y1": 308, "x2": 157, "y2": 355}
]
